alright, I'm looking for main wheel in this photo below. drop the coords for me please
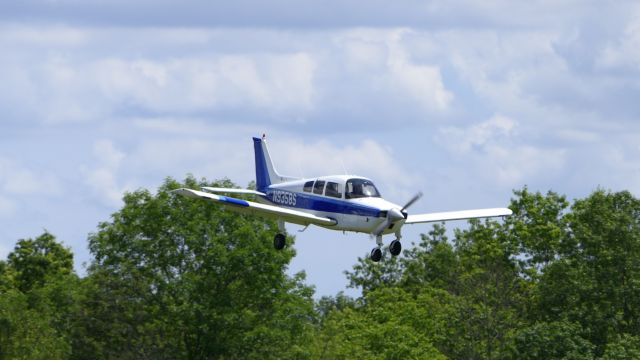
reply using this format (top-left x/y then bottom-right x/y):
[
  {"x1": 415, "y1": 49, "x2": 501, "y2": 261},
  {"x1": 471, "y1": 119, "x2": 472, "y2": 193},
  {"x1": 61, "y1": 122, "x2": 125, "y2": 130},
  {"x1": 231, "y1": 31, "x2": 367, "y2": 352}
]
[
  {"x1": 273, "y1": 233, "x2": 286, "y2": 250},
  {"x1": 370, "y1": 247, "x2": 382, "y2": 262},
  {"x1": 389, "y1": 239, "x2": 402, "y2": 256}
]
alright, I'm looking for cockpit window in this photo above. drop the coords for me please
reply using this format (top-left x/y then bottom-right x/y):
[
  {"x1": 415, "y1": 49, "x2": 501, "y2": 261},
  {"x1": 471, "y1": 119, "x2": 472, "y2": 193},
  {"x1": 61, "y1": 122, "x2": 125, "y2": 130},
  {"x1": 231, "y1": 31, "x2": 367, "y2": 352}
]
[
  {"x1": 313, "y1": 180, "x2": 325, "y2": 195},
  {"x1": 345, "y1": 178, "x2": 381, "y2": 199},
  {"x1": 325, "y1": 182, "x2": 342, "y2": 198},
  {"x1": 303, "y1": 180, "x2": 314, "y2": 193}
]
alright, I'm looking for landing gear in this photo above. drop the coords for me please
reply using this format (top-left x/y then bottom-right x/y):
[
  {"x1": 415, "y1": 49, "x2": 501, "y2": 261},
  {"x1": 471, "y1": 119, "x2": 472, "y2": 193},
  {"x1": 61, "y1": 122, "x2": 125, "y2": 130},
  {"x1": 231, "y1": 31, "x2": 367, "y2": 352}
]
[
  {"x1": 389, "y1": 239, "x2": 402, "y2": 256},
  {"x1": 370, "y1": 247, "x2": 382, "y2": 262},
  {"x1": 274, "y1": 219, "x2": 286, "y2": 250},
  {"x1": 369, "y1": 233, "x2": 402, "y2": 261},
  {"x1": 370, "y1": 235, "x2": 383, "y2": 262},
  {"x1": 273, "y1": 233, "x2": 286, "y2": 250}
]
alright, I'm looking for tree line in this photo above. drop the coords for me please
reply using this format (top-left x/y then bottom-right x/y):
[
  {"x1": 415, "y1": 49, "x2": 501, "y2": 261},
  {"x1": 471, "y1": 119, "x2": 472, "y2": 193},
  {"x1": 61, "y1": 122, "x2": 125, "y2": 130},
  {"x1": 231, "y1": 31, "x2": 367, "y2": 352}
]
[{"x1": 1, "y1": 176, "x2": 640, "y2": 359}]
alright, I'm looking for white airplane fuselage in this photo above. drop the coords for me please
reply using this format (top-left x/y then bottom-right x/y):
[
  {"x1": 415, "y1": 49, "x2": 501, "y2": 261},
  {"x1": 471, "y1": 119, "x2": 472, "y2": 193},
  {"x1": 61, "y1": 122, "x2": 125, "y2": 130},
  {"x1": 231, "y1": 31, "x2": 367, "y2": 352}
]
[{"x1": 257, "y1": 175, "x2": 405, "y2": 235}]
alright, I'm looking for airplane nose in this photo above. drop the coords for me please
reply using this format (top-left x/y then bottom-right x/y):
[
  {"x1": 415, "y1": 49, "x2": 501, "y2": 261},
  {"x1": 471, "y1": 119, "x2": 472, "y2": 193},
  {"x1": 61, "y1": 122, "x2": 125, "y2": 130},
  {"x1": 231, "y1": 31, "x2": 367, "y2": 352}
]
[{"x1": 388, "y1": 208, "x2": 405, "y2": 222}]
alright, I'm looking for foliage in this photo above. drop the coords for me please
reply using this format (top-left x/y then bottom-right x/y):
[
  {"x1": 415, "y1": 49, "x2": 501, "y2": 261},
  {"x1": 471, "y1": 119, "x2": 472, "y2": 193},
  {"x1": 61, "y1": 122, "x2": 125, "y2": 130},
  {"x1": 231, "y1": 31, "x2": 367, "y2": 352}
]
[
  {"x1": 0, "y1": 233, "x2": 77, "y2": 359},
  {"x1": 7, "y1": 231, "x2": 73, "y2": 293},
  {"x1": 76, "y1": 176, "x2": 316, "y2": 359}
]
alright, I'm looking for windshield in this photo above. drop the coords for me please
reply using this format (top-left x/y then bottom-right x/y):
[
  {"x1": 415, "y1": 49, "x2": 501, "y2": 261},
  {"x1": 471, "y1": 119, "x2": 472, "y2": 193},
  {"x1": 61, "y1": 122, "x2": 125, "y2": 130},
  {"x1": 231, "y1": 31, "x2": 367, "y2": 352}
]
[{"x1": 345, "y1": 178, "x2": 381, "y2": 199}]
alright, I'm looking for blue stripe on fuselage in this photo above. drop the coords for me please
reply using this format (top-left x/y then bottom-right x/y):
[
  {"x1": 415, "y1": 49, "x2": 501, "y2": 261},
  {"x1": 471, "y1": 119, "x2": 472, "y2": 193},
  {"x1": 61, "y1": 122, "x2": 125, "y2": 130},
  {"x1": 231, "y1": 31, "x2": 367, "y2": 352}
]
[{"x1": 263, "y1": 190, "x2": 380, "y2": 217}]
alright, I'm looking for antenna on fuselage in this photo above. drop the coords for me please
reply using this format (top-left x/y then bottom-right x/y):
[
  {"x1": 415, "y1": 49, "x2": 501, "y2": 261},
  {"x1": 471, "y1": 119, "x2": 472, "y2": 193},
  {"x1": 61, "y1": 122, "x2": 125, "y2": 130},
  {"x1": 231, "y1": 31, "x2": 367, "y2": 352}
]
[{"x1": 339, "y1": 158, "x2": 349, "y2": 176}]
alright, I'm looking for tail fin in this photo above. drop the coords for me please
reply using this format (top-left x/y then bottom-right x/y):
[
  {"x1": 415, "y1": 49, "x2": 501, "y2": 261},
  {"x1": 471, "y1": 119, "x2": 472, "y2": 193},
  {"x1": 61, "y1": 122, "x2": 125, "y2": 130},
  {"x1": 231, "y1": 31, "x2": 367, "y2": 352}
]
[{"x1": 253, "y1": 136, "x2": 296, "y2": 193}]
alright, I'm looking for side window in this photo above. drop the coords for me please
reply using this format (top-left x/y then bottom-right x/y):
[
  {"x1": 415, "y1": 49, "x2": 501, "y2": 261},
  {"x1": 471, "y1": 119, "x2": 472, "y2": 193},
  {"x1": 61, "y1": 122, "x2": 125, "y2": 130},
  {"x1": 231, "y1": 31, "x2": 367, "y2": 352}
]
[
  {"x1": 325, "y1": 182, "x2": 342, "y2": 198},
  {"x1": 313, "y1": 180, "x2": 325, "y2": 195},
  {"x1": 303, "y1": 180, "x2": 314, "y2": 193}
]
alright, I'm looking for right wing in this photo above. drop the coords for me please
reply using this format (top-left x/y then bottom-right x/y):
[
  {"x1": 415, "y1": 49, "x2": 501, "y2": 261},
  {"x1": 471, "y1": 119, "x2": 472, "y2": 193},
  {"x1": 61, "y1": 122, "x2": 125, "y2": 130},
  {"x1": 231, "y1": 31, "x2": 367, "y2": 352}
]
[
  {"x1": 405, "y1": 208, "x2": 512, "y2": 224},
  {"x1": 172, "y1": 188, "x2": 336, "y2": 227}
]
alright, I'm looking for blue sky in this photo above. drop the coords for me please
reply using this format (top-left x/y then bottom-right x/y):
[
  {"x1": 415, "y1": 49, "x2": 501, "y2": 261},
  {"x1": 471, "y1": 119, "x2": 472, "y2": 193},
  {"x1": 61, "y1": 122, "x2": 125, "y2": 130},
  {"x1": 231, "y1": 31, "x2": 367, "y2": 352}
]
[{"x1": 1, "y1": 0, "x2": 640, "y2": 297}]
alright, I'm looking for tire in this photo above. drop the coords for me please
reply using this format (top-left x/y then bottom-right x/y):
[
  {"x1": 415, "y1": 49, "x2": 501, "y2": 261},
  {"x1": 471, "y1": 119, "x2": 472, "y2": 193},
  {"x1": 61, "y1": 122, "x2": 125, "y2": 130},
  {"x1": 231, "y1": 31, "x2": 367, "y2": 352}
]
[
  {"x1": 389, "y1": 240, "x2": 402, "y2": 256},
  {"x1": 370, "y1": 247, "x2": 382, "y2": 262},
  {"x1": 273, "y1": 233, "x2": 286, "y2": 250}
]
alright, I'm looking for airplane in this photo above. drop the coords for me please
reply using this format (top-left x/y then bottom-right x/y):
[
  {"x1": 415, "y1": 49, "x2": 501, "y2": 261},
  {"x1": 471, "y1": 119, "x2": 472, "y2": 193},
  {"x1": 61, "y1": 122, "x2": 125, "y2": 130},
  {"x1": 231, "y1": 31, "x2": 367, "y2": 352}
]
[{"x1": 173, "y1": 135, "x2": 513, "y2": 262}]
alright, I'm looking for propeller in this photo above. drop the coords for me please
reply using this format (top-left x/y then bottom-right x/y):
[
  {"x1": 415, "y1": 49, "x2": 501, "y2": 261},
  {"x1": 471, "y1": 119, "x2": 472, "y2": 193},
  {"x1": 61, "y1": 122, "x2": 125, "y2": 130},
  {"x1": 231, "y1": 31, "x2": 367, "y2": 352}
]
[{"x1": 372, "y1": 192, "x2": 423, "y2": 236}]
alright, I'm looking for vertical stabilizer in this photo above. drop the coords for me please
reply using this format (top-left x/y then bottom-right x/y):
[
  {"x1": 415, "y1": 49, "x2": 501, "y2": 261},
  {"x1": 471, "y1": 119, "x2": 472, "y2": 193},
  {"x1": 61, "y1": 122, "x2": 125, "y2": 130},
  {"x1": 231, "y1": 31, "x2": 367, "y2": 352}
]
[{"x1": 253, "y1": 136, "x2": 296, "y2": 193}]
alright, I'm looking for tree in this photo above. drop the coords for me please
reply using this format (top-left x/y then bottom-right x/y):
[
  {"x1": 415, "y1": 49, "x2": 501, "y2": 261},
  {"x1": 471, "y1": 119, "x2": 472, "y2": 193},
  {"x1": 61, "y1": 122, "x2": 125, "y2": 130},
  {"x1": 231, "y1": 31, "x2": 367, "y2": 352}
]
[
  {"x1": 314, "y1": 287, "x2": 447, "y2": 359},
  {"x1": 505, "y1": 321, "x2": 594, "y2": 359},
  {"x1": 77, "y1": 176, "x2": 317, "y2": 359},
  {"x1": 535, "y1": 190, "x2": 640, "y2": 355},
  {"x1": 0, "y1": 289, "x2": 71, "y2": 359},
  {"x1": 601, "y1": 334, "x2": 640, "y2": 360},
  {"x1": 0, "y1": 232, "x2": 77, "y2": 360},
  {"x1": 7, "y1": 232, "x2": 73, "y2": 293}
]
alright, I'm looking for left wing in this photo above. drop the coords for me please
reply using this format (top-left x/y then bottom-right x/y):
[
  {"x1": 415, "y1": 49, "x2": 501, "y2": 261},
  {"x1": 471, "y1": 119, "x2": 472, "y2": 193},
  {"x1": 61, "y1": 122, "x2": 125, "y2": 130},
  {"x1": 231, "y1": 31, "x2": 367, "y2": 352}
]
[
  {"x1": 201, "y1": 187, "x2": 267, "y2": 196},
  {"x1": 172, "y1": 188, "x2": 337, "y2": 227},
  {"x1": 405, "y1": 208, "x2": 512, "y2": 224}
]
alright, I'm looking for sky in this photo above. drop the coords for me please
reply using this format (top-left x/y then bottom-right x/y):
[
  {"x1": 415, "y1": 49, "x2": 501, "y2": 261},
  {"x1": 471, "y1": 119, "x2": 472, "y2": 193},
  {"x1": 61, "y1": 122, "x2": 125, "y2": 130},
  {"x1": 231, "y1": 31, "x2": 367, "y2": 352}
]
[{"x1": 1, "y1": 0, "x2": 640, "y2": 298}]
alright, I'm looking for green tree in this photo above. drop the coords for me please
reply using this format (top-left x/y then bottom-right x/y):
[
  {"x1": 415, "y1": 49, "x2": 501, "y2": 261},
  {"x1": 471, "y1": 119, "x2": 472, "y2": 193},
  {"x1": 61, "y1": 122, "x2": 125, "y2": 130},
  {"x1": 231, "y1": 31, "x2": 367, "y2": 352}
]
[
  {"x1": 315, "y1": 287, "x2": 447, "y2": 359},
  {"x1": 536, "y1": 190, "x2": 640, "y2": 355},
  {"x1": 505, "y1": 321, "x2": 594, "y2": 359},
  {"x1": 7, "y1": 232, "x2": 73, "y2": 293},
  {"x1": 0, "y1": 289, "x2": 71, "y2": 359},
  {"x1": 0, "y1": 232, "x2": 77, "y2": 360},
  {"x1": 601, "y1": 334, "x2": 640, "y2": 360},
  {"x1": 77, "y1": 176, "x2": 317, "y2": 359},
  {"x1": 505, "y1": 187, "x2": 569, "y2": 279}
]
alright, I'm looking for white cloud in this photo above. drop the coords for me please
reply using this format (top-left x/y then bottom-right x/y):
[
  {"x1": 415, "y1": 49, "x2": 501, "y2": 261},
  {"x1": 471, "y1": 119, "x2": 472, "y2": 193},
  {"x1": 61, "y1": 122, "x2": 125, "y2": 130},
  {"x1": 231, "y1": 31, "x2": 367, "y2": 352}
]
[
  {"x1": 97, "y1": 54, "x2": 314, "y2": 118},
  {"x1": 0, "y1": 26, "x2": 318, "y2": 123},
  {"x1": 437, "y1": 115, "x2": 565, "y2": 186},
  {"x1": 0, "y1": 157, "x2": 61, "y2": 195},
  {"x1": 385, "y1": 30, "x2": 453, "y2": 111},
  {"x1": 82, "y1": 140, "x2": 127, "y2": 207},
  {"x1": 597, "y1": 8, "x2": 640, "y2": 71},
  {"x1": 0, "y1": 157, "x2": 61, "y2": 219},
  {"x1": 334, "y1": 28, "x2": 453, "y2": 114},
  {"x1": 439, "y1": 114, "x2": 515, "y2": 154},
  {"x1": 0, "y1": 24, "x2": 88, "y2": 47}
]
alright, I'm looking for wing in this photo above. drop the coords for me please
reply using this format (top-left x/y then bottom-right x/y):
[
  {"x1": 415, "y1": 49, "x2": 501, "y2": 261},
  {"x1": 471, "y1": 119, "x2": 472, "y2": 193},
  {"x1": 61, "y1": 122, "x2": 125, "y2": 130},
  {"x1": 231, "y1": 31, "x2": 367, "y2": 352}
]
[
  {"x1": 172, "y1": 188, "x2": 336, "y2": 227},
  {"x1": 405, "y1": 208, "x2": 512, "y2": 224},
  {"x1": 201, "y1": 187, "x2": 266, "y2": 196}
]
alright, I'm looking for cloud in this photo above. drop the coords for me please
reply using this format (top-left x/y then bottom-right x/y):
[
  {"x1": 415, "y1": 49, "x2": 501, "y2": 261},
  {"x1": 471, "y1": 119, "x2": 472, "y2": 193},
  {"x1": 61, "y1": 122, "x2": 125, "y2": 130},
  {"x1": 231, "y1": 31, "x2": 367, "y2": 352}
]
[
  {"x1": 0, "y1": 157, "x2": 61, "y2": 196},
  {"x1": 597, "y1": 8, "x2": 640, "y2": 71},
  {"x1": 82, "y1": 140, "x2": 127, "y2": 207},
  {"x1": 438, "y1": 115, "x2": 515, "y2": 154},
  {"x1": 0, "y1": 26, "x2": 317, "y2": 123},
  {"x1": 385, "y1": 30, "x2": 453, "y2": 111},
  {"x1": 437, "y1": 115, "x2": 566, "y2": 186},
  {"x1": 0, "y1": 157, "x2": 61, "y2": 219},
  {"x1": 331, "y1": 28, "x2": 453, "y2": 116},
  {"x1": 93, "y1": 53, "x2": 316, "y2": 115}
]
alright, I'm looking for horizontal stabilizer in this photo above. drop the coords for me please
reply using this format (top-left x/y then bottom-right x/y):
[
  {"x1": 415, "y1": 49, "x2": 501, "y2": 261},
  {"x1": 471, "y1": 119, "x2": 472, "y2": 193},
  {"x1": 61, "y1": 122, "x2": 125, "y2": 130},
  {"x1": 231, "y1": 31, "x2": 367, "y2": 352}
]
[{"x1": 405, "y1": 208, "x2": 513, "y2": 224}]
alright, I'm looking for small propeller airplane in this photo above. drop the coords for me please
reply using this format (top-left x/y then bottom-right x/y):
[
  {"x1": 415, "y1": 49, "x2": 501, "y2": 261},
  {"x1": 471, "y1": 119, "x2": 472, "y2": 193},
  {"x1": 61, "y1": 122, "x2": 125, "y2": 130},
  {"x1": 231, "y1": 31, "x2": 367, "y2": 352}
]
[{"x1": 173, "y1": 135, "x2": 512, "y2": 262}]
